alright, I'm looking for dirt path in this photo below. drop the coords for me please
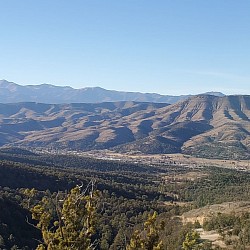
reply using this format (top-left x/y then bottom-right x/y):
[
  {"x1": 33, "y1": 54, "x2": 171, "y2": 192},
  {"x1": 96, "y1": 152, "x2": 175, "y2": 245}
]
[{"x1": 196, "y1": 228, "x2": 227, "y2": 248}]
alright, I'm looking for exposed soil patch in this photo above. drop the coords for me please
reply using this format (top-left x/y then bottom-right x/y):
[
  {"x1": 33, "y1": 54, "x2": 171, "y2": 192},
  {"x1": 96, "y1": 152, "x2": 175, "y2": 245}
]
[{"x1": 182, "y1": 201, "x2": 250, "y2": 225}]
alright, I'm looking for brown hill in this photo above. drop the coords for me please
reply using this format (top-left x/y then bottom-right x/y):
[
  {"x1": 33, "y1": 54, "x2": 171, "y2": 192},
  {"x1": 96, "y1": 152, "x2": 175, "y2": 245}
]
[{"x1": 0, "y1": 95, "x2": 250, "y2": 159}]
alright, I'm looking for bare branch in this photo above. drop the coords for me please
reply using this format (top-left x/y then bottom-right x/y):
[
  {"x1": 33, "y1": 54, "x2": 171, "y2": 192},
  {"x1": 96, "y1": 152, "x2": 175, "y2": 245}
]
[{"x1": 26, "y1": 216, "x2": 39, "y2": 230}]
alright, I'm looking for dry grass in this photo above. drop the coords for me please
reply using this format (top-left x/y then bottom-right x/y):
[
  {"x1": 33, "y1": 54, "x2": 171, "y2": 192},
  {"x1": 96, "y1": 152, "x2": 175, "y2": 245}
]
[
  {"x1": 163, "y1": 171, "x2": 208, "y2": 182},
  {"x1": 182, "y1": 201, "x2": 250, "y2": 225}
]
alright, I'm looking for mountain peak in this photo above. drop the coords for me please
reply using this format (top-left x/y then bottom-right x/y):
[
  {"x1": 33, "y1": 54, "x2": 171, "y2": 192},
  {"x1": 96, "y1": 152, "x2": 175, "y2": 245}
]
[
  {"x1": 0, "y1": 80, "x2": 17, "y2": 87},
  {"x1": 203, "y1": 91, "x2": 225, "y2": 97}
]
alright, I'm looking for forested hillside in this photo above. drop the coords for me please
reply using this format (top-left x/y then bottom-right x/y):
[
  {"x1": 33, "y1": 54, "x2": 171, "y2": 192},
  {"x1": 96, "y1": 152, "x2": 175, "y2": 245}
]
[{"x1": 1, "y1": 149, "x2": 250, "y2": 249}]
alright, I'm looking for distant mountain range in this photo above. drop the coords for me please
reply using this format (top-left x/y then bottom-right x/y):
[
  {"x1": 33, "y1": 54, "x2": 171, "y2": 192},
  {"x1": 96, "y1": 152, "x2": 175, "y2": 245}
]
[
  {"x1": 0, "y1": 94, "x2": 250, "y2": 159},
  {"x1": 0, "y1": 80, "x2": 224, "y2": 104}
]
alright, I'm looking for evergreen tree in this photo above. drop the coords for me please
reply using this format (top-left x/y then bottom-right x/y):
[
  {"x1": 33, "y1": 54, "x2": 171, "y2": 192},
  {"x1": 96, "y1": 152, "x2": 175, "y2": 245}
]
[
  {"x1": 182, "y1": 230, "x2": 201, "y2": 250},
  {"x1": 126, "y1": 211, "x2": 165, "y2": 250},
  {"x1": 30, "y1": 183, "x2": 98, "y2": 250}
]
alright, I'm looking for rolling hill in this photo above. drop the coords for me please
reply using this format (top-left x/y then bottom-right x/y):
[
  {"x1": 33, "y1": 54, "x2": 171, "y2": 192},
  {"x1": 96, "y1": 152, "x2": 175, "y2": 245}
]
[{"x1": 0, "y1": 95, "x2": 250, "y2": 159}]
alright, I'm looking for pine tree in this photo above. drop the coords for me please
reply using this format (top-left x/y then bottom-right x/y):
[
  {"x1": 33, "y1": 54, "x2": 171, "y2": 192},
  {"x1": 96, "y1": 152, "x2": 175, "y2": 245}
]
[
  {"x1": 126, "y1": 211, "x2": 165, "y2": 250},
  {"x1": 30, "y1": 183, "x2": 98, "y2": 250},
  {"x1": 182, "y1": 230, "x2": 201, "y2": 250}
]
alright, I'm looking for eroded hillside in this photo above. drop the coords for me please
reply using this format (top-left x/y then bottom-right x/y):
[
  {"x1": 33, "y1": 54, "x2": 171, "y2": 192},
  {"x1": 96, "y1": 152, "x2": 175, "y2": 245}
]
[{"x1": 0, "y1": 95, "x2": 250, "y2": 159}]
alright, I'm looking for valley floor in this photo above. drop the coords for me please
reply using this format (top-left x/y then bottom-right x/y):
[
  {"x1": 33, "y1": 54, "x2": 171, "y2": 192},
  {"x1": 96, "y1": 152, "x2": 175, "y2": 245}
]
[{"x1": 37, "y1": 148, "x2": 250, "y2": 171}]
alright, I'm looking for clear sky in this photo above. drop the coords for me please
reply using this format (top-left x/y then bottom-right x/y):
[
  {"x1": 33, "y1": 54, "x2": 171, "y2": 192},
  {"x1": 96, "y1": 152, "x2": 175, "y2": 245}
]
[{"x1": 0, "y1": 0, "x2": 250, "y2": 95}]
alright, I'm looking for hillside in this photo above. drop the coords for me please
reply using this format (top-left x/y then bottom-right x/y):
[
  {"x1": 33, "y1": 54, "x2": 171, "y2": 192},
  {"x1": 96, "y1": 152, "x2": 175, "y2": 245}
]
[
  {"x1": 0, "y1": 95, "x2": 250, "y2": 159},
  {"x1": 1, "y1": 151, "x2": 250, "y2": 249}
]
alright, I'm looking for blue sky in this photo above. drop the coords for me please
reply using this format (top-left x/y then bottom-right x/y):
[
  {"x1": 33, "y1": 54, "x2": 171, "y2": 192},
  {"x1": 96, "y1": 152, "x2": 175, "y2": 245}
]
[{"x1": 0, "y1": 0, "x2": 250, "y2": 95}]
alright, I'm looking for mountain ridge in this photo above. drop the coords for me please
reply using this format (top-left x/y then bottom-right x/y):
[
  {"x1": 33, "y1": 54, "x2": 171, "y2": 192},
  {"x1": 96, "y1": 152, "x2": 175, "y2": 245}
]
[
  {"x1": 0, "y1": 80, "x2": 224, "y2": 104},
  {"x1": 0, "y1": 94, "x2": 250, "y2": 159}
]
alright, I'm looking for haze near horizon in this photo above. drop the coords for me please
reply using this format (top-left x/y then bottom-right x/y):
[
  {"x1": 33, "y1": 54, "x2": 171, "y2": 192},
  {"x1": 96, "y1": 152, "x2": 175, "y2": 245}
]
[{"x1": 0, "y1": 0, "x2": 250, "y2": 95}]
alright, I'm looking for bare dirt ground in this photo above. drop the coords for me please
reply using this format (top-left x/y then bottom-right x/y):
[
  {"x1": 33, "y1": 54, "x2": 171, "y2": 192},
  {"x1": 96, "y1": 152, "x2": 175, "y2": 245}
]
[
  {"x1": 182, "y1": 202, "x2": 250, "y2": 249},
  {"x1": 182, "y1": 201, "x2": 250, "y2": 225},
  {"x1": 163, "y1": 201, "x2": 191, "y2": 207},
  {"x1": 196, "y1": 228, "x2": 228, "y2": 248}
]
